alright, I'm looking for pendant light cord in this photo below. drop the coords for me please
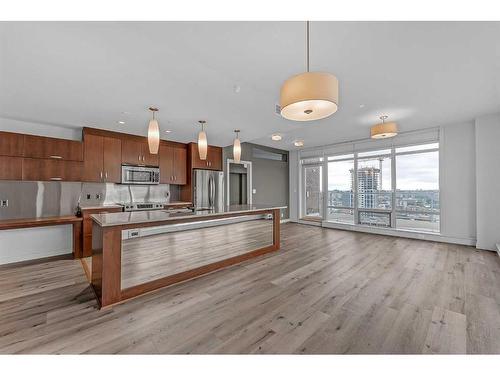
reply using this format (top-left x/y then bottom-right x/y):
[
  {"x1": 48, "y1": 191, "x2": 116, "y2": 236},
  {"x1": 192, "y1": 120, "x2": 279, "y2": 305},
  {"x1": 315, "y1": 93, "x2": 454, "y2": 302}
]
[{"x1": 306, "y1": 20, "x2": 310, "y2": 72}]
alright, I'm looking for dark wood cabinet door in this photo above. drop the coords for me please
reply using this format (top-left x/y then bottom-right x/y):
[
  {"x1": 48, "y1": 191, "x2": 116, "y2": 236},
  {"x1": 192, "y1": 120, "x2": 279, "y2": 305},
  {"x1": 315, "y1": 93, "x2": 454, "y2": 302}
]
[
  {"x1": 24, "y1": 135, "x2": 83, "y2": 161},
  {"x1": 0, "y1": 156, "x2": 23, "y2": 180},
  {"x1": 22, "y1": 158, "x2": 83, "y2": 181},
  {"x1": 83, "y1": 134, "x2": 104, "y2": 182},
  {"x1": 121, "y1": 139, "x2": 143, "y2": 165},
  {"x1": 190, "y1": 142, "x2": 209, "y2": 169},
  {"x1": 142, "y1": 142, "x2": 159, "y2": 167},
  {"x1": 207, "y1": 146, "x2": 223, "y2": 171},
  {"x1": 173, "y1": 147, "x2": 187, "y2": 184},
  {"x1": 103, "y1": 137, "x2": 122, "y2": 182},
  {"x1": 159, "y1": 144, "x2": 174, "y2": 184},
  {"x1": 0, "y1": 132, "x2": 24, "y2": 157}
]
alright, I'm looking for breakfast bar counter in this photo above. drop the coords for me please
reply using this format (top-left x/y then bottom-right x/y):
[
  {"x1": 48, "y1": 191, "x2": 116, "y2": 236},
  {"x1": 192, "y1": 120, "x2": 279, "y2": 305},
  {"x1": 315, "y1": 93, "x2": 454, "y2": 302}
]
[{"x1": 90, "y1": 205, "x2": 285, "y2": 308}]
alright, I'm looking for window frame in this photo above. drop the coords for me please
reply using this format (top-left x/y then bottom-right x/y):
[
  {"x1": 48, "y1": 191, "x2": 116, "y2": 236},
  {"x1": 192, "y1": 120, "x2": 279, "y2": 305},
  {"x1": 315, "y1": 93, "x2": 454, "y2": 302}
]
[{"x1": 319, "y1": 140, "x2": 440, "y2": 233}]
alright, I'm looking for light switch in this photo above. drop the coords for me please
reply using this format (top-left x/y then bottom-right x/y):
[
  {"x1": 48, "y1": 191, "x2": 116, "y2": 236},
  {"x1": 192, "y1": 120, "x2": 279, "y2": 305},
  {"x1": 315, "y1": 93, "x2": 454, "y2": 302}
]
[{"x1": 252, "y1": 188, "x2": 256, "y2": 194}]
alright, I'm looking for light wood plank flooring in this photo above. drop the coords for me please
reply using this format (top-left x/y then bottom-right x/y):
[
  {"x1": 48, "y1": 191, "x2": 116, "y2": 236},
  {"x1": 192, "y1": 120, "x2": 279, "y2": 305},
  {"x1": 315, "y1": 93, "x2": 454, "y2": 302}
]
[{"x1": 1, "y1": 223, "x2": 500, "y2": 354}]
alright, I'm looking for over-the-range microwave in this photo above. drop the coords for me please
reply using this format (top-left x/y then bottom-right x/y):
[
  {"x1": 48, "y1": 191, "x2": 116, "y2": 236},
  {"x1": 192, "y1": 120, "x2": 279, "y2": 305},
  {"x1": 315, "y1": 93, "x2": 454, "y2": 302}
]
[{"x1": 121, "y1": 165, "x2": 160, "y2": 185}]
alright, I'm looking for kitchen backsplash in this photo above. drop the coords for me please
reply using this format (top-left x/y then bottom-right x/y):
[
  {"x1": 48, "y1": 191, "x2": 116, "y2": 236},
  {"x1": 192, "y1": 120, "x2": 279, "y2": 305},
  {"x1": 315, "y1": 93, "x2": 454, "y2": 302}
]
[{"x1": 0, "y1": 181, "x2": 180, "y2": 220}]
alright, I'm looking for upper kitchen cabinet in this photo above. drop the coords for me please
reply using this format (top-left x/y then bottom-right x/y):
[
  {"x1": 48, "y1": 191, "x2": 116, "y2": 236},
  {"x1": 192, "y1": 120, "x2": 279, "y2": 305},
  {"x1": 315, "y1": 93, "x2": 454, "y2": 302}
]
[
  {"x1": 189, "y1": 143, "x2": 222, "y2": 171},
  {"x1": 122, "y1": 139, "x2": 159, "y2": 167},
  {"x1": 159, "y1": 144, "x2": 187, "y2": 185},
  {"x1": 22, "y1": 158, "x2": 83, "y2": 182},
  {"x1": 83, "y1": 134, "x2": 121, "y2": 183},
  {"x1": 23, "y1": 134, "x2": 83, "y2": 161},
  {"x1": 0, "y1": 131, "x2": 24, "y2": 156}
]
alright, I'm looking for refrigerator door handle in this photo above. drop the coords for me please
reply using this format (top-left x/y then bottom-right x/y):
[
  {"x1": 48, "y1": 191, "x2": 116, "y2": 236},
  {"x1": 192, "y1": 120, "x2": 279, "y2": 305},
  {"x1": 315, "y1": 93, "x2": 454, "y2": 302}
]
[{"x1": 208, "y1": 175, "x2": 213, "y2": 207}]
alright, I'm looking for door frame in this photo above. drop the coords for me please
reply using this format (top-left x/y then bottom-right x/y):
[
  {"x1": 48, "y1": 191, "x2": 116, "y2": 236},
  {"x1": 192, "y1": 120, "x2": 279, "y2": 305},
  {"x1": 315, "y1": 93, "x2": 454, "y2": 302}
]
[
  {"x1": 226, "y1": 159, "x2": 253, "y2": 206},
  {"x1": 301, "y1": 163, "x2": 323, "y2": 221}
]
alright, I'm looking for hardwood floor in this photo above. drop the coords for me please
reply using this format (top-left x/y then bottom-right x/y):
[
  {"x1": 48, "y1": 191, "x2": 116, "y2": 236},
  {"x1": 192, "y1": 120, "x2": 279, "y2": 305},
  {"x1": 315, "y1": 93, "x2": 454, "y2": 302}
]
[{"x1": 1, "y1": 223, "x2": 500, "y2": 354}]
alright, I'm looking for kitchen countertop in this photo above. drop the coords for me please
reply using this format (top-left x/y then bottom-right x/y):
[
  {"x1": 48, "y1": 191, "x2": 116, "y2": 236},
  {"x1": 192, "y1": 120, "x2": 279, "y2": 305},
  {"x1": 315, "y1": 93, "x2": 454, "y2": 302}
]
[{"x1": 91, "y1": 204, "x2": 286, "y2": 228}]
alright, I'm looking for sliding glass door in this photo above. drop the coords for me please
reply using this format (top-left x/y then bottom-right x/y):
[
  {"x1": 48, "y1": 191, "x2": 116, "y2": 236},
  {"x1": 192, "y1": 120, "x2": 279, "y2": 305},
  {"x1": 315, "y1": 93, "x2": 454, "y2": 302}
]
[{"x1": 302, "y1": 163, "x2": 323, "y2": 221}]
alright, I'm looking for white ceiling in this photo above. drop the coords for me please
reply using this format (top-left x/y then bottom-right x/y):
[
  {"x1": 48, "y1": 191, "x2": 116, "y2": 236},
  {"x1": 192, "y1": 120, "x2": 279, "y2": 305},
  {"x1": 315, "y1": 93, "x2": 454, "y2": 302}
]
[{"x1": 1, "y1": 21, "x2": 499, "y2": 150}]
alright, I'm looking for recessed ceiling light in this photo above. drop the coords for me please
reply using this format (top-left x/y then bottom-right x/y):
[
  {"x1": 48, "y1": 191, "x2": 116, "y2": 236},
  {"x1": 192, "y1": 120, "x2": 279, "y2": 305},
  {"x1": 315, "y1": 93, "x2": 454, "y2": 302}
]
[
  {"x1": 121, "y1": 111, "x2": 130, "y2": 115},
  {"x1": 359, "y1": 104, "x2": 365, "y2": 108},
  {"x1": 117, "y1": 121, "x2": 125, "y2": 124},
  {"x1": 165, "y1": 130, "x2": 172, "y2": 133},
  {"x1": 271, "y1": 134, "x2": 282, "y2": 141},
  {"x1": 294, "y1": 140, "x2": 304, "y2": 147}
]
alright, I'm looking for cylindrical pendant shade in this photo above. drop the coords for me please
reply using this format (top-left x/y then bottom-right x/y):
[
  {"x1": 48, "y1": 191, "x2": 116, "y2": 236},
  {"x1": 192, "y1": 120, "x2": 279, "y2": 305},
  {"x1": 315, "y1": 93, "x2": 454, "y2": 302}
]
[
  {"x1": 280, "y1": 72, "x2": 338, "y2": 121},
  {"x1": 233, "y1": 138, "x2": 241, "y2": 163},
  {"x1": 370, "y1": 122, "x2": 398, "y2": 139},
  {"x1": 148, "y1": 119, "x2": 160, "y2": 154},
  {"x1": 198, "y1": 131, "x2": 208, "y2": 160}
]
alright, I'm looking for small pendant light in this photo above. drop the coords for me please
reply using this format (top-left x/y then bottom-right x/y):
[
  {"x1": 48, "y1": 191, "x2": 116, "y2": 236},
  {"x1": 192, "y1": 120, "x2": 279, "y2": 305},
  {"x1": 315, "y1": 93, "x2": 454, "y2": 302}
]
[
  {"x1": 233, "y1": 130, "x2": 241, "y2": 163},
  {"x1": 280, "y1": 21, "x2": 339, "y2": 122},
  {"x1": 147, "y1": 107, "x2": 160, "y2": 154},
  {"x1": 197, "y1": 120, "x2": 208, "y2": 160},
  {"x1": 370, "y1": 115, "x2": 398, "y2": 139}
]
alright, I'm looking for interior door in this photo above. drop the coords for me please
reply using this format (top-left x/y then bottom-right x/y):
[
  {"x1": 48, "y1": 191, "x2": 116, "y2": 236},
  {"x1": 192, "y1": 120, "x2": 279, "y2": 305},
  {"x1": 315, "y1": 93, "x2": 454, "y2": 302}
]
[
  {"x1": 103, "y1": 137, "x2": 122, "y2": 182},
  {"x1": 302, "y1": 164, "x2": 323, "y2": 220}
]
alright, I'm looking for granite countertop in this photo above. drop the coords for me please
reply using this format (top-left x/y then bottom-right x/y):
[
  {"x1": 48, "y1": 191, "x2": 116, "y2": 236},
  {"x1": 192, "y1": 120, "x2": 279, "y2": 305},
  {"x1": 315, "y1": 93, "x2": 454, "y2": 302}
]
[{"x1": 91, "y1": 204, "x2": 286, "y2": 228}]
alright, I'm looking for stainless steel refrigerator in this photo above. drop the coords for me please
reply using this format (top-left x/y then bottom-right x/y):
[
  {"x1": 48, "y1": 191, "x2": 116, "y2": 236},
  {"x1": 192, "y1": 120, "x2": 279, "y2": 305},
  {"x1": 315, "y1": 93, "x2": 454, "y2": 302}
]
[{"x1": 193, "y1": 169, "x2": 224, "y2": 210}]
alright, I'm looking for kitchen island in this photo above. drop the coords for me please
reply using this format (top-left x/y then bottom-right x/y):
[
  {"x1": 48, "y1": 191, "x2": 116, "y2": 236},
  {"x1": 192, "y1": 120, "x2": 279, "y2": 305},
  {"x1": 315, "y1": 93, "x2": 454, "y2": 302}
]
[{"x1": 90, "y1": 205, "x2": 285, "y2": 308}]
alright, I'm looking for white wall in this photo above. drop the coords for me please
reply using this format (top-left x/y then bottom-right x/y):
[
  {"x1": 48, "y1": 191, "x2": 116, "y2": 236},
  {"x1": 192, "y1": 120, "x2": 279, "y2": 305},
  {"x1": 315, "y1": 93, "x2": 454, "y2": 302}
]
[
  {"x1": 0, "y1": 117, "x2": 81, "y2": 140},
  {"x1": 0, "y1": 225, "x2": 73, "y2": 265},
  {"x1": 440, "y1": 122, "x2": 476, "y2": 244},
  {"x1": 289, "y1": 150, "x2": 299, "y2": 222},
  {"x1": 475, "y1": 113, "x2": 500, "y2": 250}
]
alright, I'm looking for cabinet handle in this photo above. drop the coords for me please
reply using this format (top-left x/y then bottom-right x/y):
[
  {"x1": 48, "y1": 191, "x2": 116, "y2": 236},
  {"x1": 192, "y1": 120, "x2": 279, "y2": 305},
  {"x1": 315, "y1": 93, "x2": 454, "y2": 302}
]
[
  {"x1": 100, "y1": 171, "x2": 103, "y2": 180},
  {"x1": 49, "y1": 155, "x2": 62, "y2": 159},
  {"x1": 50, "y1": 177, "x2": 62, "y2": 181},
  {"x1": 105, "y1": 172, "x2": 108, "y2": 179},
  {"x1": 138, "y1": 155, "x2": 141, "y2": 161}
]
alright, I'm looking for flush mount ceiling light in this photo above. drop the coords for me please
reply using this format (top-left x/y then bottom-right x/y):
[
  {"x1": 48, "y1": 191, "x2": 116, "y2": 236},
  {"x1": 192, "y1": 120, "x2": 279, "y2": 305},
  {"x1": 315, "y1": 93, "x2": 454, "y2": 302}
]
[
  {"x1": 370, "y1": 115, "x2": 398, "y2": 139},
  {"x1": 294, "y1": 140, "x2": 304, "y2": 147},
  {"x1": 147, "y1": 107, "x2": 160, "y2": 154},
  {"x1": 197, "y1": 120, "x2": 208, "y2": 160},
  {"x1": 233, "y1": 130, "x2": 241, "y2": 163},
  {"x1": 271, "y1": 134, "x2": 282, "y2": 141},
  {"x1": 280, "y1": 21, "x2": 339, "y2": 122}
]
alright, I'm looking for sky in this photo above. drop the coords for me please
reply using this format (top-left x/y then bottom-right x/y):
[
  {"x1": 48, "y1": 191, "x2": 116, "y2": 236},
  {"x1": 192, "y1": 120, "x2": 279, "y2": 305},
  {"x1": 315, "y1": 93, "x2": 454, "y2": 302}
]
[{"x1": 327, "y1": 151, "x2": 439, "y2": 191}]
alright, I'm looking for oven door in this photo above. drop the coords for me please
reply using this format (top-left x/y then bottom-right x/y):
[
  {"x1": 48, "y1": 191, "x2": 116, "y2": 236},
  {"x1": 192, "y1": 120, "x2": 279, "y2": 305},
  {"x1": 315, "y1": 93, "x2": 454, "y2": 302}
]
[{"x1": 121, "y1": 166, "x2": 159, "y2": 184}]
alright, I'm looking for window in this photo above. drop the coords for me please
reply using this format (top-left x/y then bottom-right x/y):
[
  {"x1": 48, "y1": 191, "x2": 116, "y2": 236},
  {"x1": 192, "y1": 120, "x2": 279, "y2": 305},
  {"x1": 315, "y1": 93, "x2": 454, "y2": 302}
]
[
  {"x1": 327, "y1": 154, "x2": 354, "y2": 223},
  {"x1": 323, "y1": 140, "x2": 440, "y2": 234},
  {"x1": 395, "y1": 149, "x2": 439, "y2": 232}
]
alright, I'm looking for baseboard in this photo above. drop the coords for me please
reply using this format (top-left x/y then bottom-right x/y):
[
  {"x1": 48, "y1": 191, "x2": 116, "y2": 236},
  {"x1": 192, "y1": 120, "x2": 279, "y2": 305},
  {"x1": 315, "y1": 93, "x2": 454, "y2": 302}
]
[
  {"x1": 320, "y1": 221, "x2": 477, "y2": 246},
  {"x1": 280, "y1": 219, "x2": 291, "y2": 224}
]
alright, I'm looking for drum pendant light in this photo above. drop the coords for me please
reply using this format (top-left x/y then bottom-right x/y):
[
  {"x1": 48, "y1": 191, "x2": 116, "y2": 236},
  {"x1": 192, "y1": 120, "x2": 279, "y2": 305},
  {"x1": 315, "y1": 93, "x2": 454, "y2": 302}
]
[
  {"x1": 197, "y1": 120, "x2": 208, "y2": 160},
  {"x1": 370, "y1": 115, "x2": 398, "y2": 139},
  {"x1": 147, "y1": 107, "x2": 160, "y2": 154},
  {"x1": 280, "y1": 21, "x2": 339, "y2": 122},
  {"x1": 233, "y1": 130, "x2": 241, "y2": 163}
]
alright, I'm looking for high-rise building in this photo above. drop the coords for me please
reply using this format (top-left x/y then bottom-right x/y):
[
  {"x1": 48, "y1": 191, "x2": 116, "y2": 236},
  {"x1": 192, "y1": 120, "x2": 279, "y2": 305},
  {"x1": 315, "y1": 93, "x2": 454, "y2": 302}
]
[{"x1": 351, "y1": 167, "x2": 380, "y2": 208}]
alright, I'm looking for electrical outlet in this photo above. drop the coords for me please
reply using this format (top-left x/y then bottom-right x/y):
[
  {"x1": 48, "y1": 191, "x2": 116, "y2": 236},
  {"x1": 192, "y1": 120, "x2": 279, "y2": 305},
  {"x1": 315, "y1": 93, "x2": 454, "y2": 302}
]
[
  {"x1": 0, "y1": 199, "x2": 8, "y2": 207},
  {"x1": 95, "y1": 194, "x2": 101, "y2": 200},
  {"x1": 86, "y1": 194, "x2": 91, "y2": 200}
]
